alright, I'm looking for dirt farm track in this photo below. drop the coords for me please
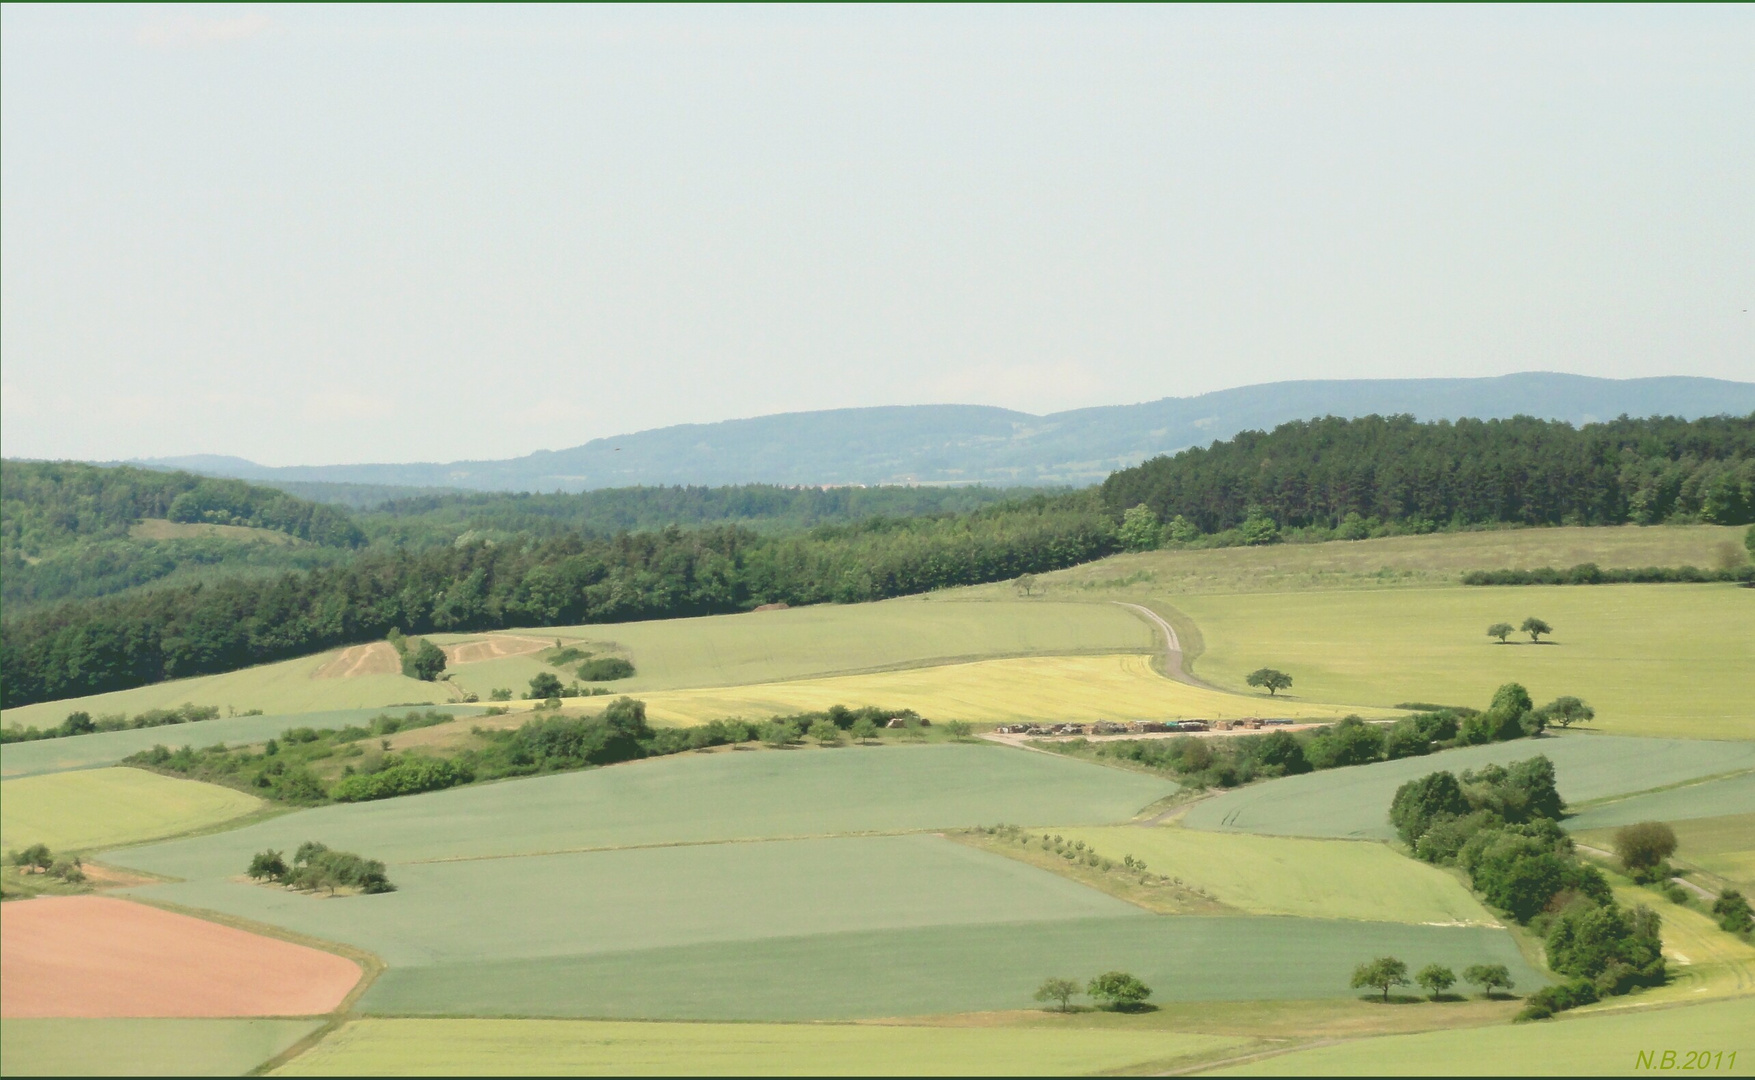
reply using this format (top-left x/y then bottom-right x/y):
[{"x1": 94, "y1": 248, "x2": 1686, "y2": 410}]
[{"x1": 0, "y1": 896, "x2": 361, "y2": 1018}]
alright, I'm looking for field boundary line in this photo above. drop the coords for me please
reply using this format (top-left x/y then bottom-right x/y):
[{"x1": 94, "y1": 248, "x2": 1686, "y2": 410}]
[
  {"x1": 400, "y1": 827, "x2": 1012, "y2": 865},
  {"x1": 626, "y1": 646, "x2": 1161, "y2": 695},
  {"x1": 1566, "y1": 767, "x2": 1755, "y2": 813}
]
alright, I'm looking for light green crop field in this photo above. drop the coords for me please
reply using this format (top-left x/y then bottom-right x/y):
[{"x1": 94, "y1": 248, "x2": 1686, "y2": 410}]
[
  {"x1": 1002, "y1": 524, "x2": 1750, "y2": 597},
  {"x1": 275, "y1": 1018, "x2": 1253, "y2": 1077},
  {"x1": 361, "y1": 916, "x2": 1540, "y2": 1020},
  {"x1": 0, "y1": 708, "x2": 465, "y2": 780},
  {"x1": 125, "y1": 835, "x2": 1140, "y2": 967},
  {"x1": 1206, "y1": 996, "x2": 1755, "y2": 1076},
  {"x1": 1578, "y1": 812, "x2": 1755, "y2": 895},
  {"x1": 105, "y1": 744, "x2": 1174, "y2": 876},
  {"x1": 1565, "y1": 773, "x2": 1755, "y2": 833},
  {"x1": 0, "y1": 657, "x2": 442, "y2": 733},
  {"x1": 1181, "y1": 735, "x2": 1755, "y2": 840},
  {"x1": 445, "y1": 598, "x2": 1154, "y2": 697},
  {"x1": 1054, "y1": 825, "x2": 1495, "y2": 925},
  {"x1": 1171, "y1": 585, "x2": 1753, "y2": 739},
  {"x1": 0, "y1": 1018, "x2": 322, "y2": 1078},
  {"x1": 634, "y1": 654, "x2": 1393, "y2": 727},
  {"x1": 0, "y1": 767, "x2": 263, "y2": 853}
]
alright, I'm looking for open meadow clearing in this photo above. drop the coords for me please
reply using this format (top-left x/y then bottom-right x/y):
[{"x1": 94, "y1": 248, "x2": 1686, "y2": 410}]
[
  {"x1": 1206, "y1": 995, "x2": 1755, "y2": 1076},
  {"x1": 361, "y1": 916, "x2": 1538, "y2": 1022},
  {"x1": 1008, "y1": 524, "x2": 1750, "y2": 597},
  {"x1": 103, "y1": 744, "x2": 1174, "y2": 876},
  {"x1": 0, "y1": 707, "x2": 477, "y2": 780},
  {"x1": 633, "y1": 653, "x2": 1394, "y2": 726},
  {"x1": 0, "y1": 1018, "x2": 323, "y2": 1078},
  {"x1": 1181, "y1": 734, "x2": 1755, "y2": 839},
  {"x1": 0, "y1": 767, "x2": 263, "y2": 853},
  {"x1": 274, "y1": 1017, "x2": 1255, "y2": 1077},
  {"x1": 125, "y1": 835, "x2": 1142, "y2": 967},
  {"x1": 1170, "y1": 585, "x2": 1753, "y2": 739},
  {"x1": 0, "y1": 896, "x2": 360, "y2": 1018},
  {"x1": 1051, "y1": 825, "x2": 1495, "y2": 925}
]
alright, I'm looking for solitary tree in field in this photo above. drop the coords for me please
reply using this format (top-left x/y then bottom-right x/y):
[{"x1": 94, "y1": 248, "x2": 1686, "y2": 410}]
[
  {"x1": 1487, "y1": 623, "x2": 1514, "y2": 644},
  {"x1": 1013, "y1": 574, "x2": 1039, "y2": 597},
  {"x1": 1462, "y1": 963, "x2": 1514, "y2": 997},
  {"x1": 1415, "y1": 963, "x2": 1456, "y2": 1000},
  {"x1": 946, "y1": 720, "x2": 973, "y2": 741},
  {"x1": 1520, "y1": 617, "x2": 1552, "y2": 643},
  {"x1": 1034, "y1": 977, "x2": 1081, "y2": 1012},
  {"x1": 1541, "y1": 696, "x2": 1594, "y2": 729},
  {"x1": 808, "y1": 719, "x2": 841, "y2": 747},
  {"x1": 850, "y1": 717, "x2": 879, "y2": 744},
  {"x1": 1087, "y1": 971, "x2": 1152, "y2": 1011},
  {"x1": 1351, "y1": 956, "x2": 1410, "y2": 1002},
  {"x1": 402, "y1": 638, "x2": 448, "y2": 681},
  {"x1": 1613, "y1": 821, "x2": 1678, "y2": 873},
  {"x1": 1246, "y1": 668, "x2": 1293, "y2": 696}
]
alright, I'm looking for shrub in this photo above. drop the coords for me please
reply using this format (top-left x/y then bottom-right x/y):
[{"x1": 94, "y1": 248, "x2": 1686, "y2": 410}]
[
  {"x1": 1613, "y1": 822, "x2": 1679, "y2": 873},
  {"x1": 1087, "y1": 971, "x2": 1152, "y2": 1010},
  {"x1": 578, "y1": 657, "x2": 635, "y2": 681},
  {"x1": 1713, "y1": 890, "x2": 1753, "y2": 934}
]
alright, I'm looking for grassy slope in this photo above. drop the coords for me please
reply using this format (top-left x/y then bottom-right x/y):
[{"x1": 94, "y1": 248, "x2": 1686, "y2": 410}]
[
  {"x1": 1054, "y1": 825, "x2": 1495, "y2": 925},
  {"x1": 0, "y1": 708, "x2": 478, "y2": 780},
  {"x1": 1172, "y1": 584, "x2": 1753, "y2": 740},
  {"x1": 1206, "y1": 995, "x2": 1755, "y2": 1076},
  {"x1": 1180, "y1": 735, "x2": 1755, "y2": 839},
  {"x1": 360, "y1": 916, "x2": 1540, "y2": 1020},
  {"x1": 1578, "y1": 812, "x2": 1755, "y2": 894},
  {"x1": 0, "y1": 1018, "x2": 322, "y2": 1078},
  {"x1": 633, "y1": 654, "x2": 1395, "y2": 726},
  {"x1": 274, "y1": 1018, "x2": 1251, "y2": 1077},
  {"x1": 104, "y1": 745, "x2": 1175, "y2": 875},
  {"x1": 126, "y1": 835, "x2": 1143, "y2": 968},
  {"x1": 0, "y1": 767, "x2": 263, "y2": 853}
]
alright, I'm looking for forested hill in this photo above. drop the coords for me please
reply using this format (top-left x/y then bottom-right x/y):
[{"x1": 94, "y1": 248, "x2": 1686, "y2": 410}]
[
  {"x1": 0, "y1": 495, "x2": 1114, "y2": 708},
  {"x1": 1100, "y1": 414, "x2": 1755, "y2": 532},
  {"x1": 138, "y1": 373, "x2": 1755, "y2": 492}
]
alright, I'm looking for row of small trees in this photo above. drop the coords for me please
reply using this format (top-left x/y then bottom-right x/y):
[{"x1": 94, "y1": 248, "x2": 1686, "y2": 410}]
[
  {"x1": 1034, "y1": 972, "x2": 1152, "y2": 1011},
  {"x1": 1350, "y1": 957, "x2": 1514, "y2": 1001},
  {"x1": 6, "y1": 844, "x2": 86, "y2": 883}
]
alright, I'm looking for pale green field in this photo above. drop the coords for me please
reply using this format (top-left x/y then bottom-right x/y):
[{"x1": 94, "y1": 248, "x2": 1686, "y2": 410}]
[
  {"x1": 0, "y1": 1018, "x2": 321, "y2": 1078},
  {"x1": 125, "y1": 835, "x2": 1141, "y2": 967},
  {"x1": 446, "y1": 598, "x2": 1154, "y2": 697},
  {"x1": 635, "y1": 654, "x2": 1395, "y2": 726},
  {"x1": 1565, "y1": 773, "x2": 1755, "y2": 833},
  {"x1": 361, "y1": 916, "x2": 1538, "y2": 1020},
  {"x1": 275, "y1": 1018, "x2": 1252, "y2": 1077},
  {"x1": 0, "y1": 767, "x2": 263, "y2": 853},
  {"x1": 1055, "y1": 825, "x2": 1495, "y2": 925},
  {"x1": 1171, "y1": 584, "x2": 1753, "y2": 739},
  {"x1": 107, "y1": 745, "x2": 1175, "y2": 876},
  {"x1": 1181, "y1": 735, "x2": 1755, "y2": 839},
  {"x1": 1207, "y1": 995, "x2": 1755, "y2": 1075},
  {"x1": 1011, "y1": 524, "x2": 1750, "y2": 597},
  {"x1": 0, "y1": 707, "x2": 453, "y2": 780}
]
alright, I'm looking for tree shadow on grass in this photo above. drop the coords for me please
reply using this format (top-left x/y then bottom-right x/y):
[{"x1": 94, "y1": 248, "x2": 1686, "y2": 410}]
[{"x1": 1357, "y1": 993, "x2": 1426, "y2": 1005}]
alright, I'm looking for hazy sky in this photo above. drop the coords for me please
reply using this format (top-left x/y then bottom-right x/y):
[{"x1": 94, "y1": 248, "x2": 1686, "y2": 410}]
[{"x1": 3, "y1": 5, "x2": 1751, "y2": 465}]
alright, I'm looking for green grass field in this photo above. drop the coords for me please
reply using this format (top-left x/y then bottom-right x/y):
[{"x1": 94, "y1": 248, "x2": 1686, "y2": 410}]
[
  {"x1": 1053, "y1": 825, "x2": 1494, "y2": 925},
  {"x1": 274, "y1": 1018, "x2": 1254, "y2": 1077},
  {"x1": 1565, "y1": 773, "x2": 1755, "y2": 833},
  {"x1": 1180, "y1": 735, "x2": 1755, "y2": 840},
  {"x1": 1206, "y1": 995, "x2": 1755, "y2": 1076},
  {"x1": 0, "y1": 767, "x2": 263, "y2": 853},
  {"x1": 0, "y1": 708, "x2": 462, "y2": 780},
  {"x1": 0, "y1": 1019, "x2": 322, "y2": 1078},
  {"x1": 105, "y1": 744, "x2": 1175, "y2": 876},
  {"x1": 1005, "y1": 524, "x2": 1749, "y2": 597},
  {"x1": 125, "y1": 835, "x2": 1141, "y2": 967},
  {"x1": 1169, "y1": 584, "x2": 1753, "y2": 739},
  {"x1": 360, "y1": 915, "x2": 1540, "y2": 1021}
]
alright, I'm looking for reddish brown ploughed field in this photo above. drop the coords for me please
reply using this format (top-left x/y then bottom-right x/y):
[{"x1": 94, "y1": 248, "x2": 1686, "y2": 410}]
[{"x1": 0, "y1": 896, "x2": 360, "y2": 1018}]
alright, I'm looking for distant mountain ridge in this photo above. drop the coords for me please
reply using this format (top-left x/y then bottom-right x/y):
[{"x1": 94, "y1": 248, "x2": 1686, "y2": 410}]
[{"x1": 129, "y1": 373, "x2": 1755, "y2": 493}]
